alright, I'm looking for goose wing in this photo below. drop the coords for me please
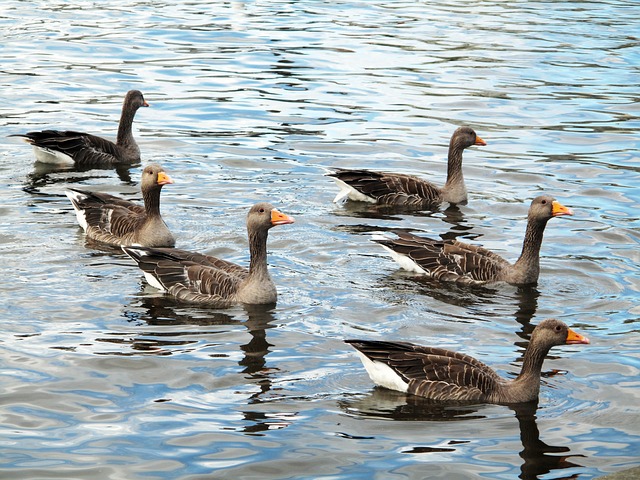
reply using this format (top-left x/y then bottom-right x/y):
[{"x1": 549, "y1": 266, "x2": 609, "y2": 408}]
[
  {"x1": 375, "y1": 231, "x2": 511, "y2": 284},
  {"x1": 21, "y1": 130, "x2": 122, "y2": 166},
  {"x1": 330, "y1": 169, "x2": 442, "y2": 206},
  {"x1": 122, "y1": 246, "x2": 249, "y2": 305},
  {"x1": 66, "y1": 188, "x2": 146, "y2": 243},
  {"x1": 346, "y1": 339, "x2": 503, "y2": 402}
]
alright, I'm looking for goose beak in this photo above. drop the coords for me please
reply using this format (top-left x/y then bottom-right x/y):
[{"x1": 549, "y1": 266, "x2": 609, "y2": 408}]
[
  {"x1": 551, "y1": 200, "x2": 573, "y2": 217},
  {"x1": 143, "y1": 100, "x2": 150, "y2": 107},
  {"x1": 474, "y1": 135, "x2": 487, "y2": 146},
  {"x1": 156, "y1": 172, "x2": 174, "y2": 185},
  {"x1": 566, "y1": 328, "x2": 590, "y2": 345},
  {"x1": 271, "y1": 209, "x2": 295, "y2": 226}
]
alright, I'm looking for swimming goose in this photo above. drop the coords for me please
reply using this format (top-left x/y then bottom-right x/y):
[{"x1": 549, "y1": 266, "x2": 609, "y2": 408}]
[
  {"x1": 346, "y1": 318, "x2": 589, "y2": 404},
  {"x1": 328, "y1": 126, "x2": 486, "y2": 208},
  {"x1": 373, "y1": 195, "x2": 573, "y2": 286},
  {"x1": 12, "y1": 90, "x2": 149, "y2": 166},
  {"x1": 121, "y1": 203, "x2": 294, "y2": 307},
  {"x1": 65, "y1": 163, "x2": 175, "y2": 247}
]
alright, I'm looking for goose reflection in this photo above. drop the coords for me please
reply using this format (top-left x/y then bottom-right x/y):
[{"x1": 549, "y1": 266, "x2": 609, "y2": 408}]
[
  {"x1": 333, "y1": 204, "x2": 472, "y2": 239},
  {"x1": 375, "y1": 266, "x2": 541, "y2": 327},
  {"x1": 116, "y1": 296, "x2": 285, "y2": 435},
  {"x1": 22, "y1": 160, "x2": 137, "y2": 197},
  {"x1": 513, "y1": 401, "x2": 584, "y2": 480},
  {"x1": 121, "y1": 295, "x2": 277, "y2": 371},
  {"x1": 339, "y1": 390, "x2": 583, "y2": 479}
]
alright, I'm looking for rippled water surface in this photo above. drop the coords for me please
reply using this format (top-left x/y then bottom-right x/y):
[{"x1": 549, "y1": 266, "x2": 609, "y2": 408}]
[{"x1": 1, "y1": 1, "x2": 639, "y2": 479}]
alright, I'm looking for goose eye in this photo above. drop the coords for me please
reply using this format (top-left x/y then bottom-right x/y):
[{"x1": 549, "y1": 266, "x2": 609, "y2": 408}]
[
  {"x1": 555, "y1": 325, "x2": 562, "y2": 332},
  {"x1": 259, "y1": 208, "x2": 265, "y2": 213},
  {"x1": 541, "y1": 199, "x2": 547, "y2": 205}
]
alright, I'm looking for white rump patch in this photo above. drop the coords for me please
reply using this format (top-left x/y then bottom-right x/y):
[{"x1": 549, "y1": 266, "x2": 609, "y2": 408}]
[
  {"x1": 331, "y1": 178, "x2": 376, "y2": 204},
  {"x1": 143, "y1": 271, "x2": 166, "y2": 292},
  {"x1": 371, "y1": 233, "x2": 427, "y2": 274},
  {"x1": 32, "y1": 146, "x2": 75, "y2": 166},
  {"x1": 65, "y1": 190, "x2": 89, "y2": 231},
  {"x1": 355, "y1": 351, "x2": 409, "y2": 393}
]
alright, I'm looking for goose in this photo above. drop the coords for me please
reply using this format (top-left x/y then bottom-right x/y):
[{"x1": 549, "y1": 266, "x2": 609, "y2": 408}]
[
  {"x1": 328, "y1": 126, "x2": 486, "y2": 208},
  {"x1": 346, "y1": 318, "x2": 590, "y2": 404},
  {"x1": 12, "y1": 90, "x2": 149, "y2": 166},
  {"x1": 121, "y1": 202, "x2": 294, "y2": 307},
  {"x1": 65, "y1": 163, "x2": 175, "y2": 247},
  {"x1": 373, "y1": 195, "x2": 573, "y2": 286}
]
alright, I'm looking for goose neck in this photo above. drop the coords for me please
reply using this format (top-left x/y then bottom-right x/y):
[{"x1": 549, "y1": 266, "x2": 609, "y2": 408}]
[
  {"x1": 142, "y1": 186, "x2": 162, "y2": 217},
  {"x1": 247, "y1": 228, "x2": 270, "y2": 279},
  {"x1": 444, "y1": 140, "x2": 465, "y2": 187},
  {"x1": 514, "y1": 217, "x2": 548, "y2": 274},
  {"x1": 116, "y1": 104, "x2": 137, "y2": 145}
]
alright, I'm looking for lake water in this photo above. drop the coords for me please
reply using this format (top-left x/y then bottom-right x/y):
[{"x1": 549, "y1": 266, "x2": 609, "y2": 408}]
[{"x1": 1, "y1": 1, "x2": 639, "y2": 479}]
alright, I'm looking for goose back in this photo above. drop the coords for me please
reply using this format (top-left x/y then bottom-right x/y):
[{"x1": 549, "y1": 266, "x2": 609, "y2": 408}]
[
  {"x1": 346, "y1": 340, "x2": 503, "y2": 402},
  {"x1": 123, "y1": 247, "x2": 249, "y2": 307},
  {"x1": 330, "y1": 169, "x2": 444, "y2": 207},
  {"x1": 374, "y1": 231, "x2": 511, "y2": 285}
]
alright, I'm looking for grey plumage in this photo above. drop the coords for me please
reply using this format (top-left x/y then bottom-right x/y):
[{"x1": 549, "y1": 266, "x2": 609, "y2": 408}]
[
  {"x1": 328, "y1": 126, "x2": 486, "y2": 208},
  {"x1": 374, "y1": 195, "x2": 573, "y2": 286},
  {"x1": 346, "y1": 318, "x2": 590, "y2": 404},
  {"x1": 12, "y1": 90, "x2": 149, "y2": 166}
]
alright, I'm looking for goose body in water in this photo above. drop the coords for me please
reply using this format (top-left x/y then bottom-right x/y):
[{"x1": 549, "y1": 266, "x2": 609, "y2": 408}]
[
  {"x1": 122, "y1": 203, "x2": 294, "y2": 307},
  {"x1": 373, "y1": 195, "x2": 573, "y2": 286},
  {"x1": 346, "y1": 318, "x2": 590, "y2": 404},
  {"x1": 328, "y1": 126, "x2": 486, "y2": 208},
  {"x1": 66, "y1": 163, "x2": 175, "y2": 248},
  {"x1": 12, "y1": 90, "x2": 149, "y2": 166}
]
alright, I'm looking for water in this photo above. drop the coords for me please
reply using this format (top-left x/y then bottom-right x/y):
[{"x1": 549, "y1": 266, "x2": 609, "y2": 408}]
[{"x1": 1, "y1": 1, "x2": 639, "y2": 478}]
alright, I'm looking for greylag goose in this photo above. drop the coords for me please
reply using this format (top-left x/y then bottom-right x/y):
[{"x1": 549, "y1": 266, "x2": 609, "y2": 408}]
[
  {"x1": 65, "y1": 163, "x2": 175, "y2": 247},
  {"x1": 328, "y1": 126, "x2": 486, "y2": 208},
  {"x1": 121, "y1": 202, "x2": 294, "y2": 307},
  {"x1": 12, "y1": 90, "x2": 149, "y2": 166},
  {"x1": 346, "y1": 318, "x2": 590, "y2": 404},
  {"x1": 373, "y1": 195, "x2": 573, "y2": 286}
]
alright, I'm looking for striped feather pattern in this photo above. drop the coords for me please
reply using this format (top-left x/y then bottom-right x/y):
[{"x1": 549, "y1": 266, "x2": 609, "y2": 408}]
[
  {"x1": 124, "y1": 247, "x2": 247, "y2": 307},
  {"x1": 374, "y1": 231, "x2": 510, "y2": 285},
  {"x1": 346, "y1": 340, "x2": 501, "y2": 402}
]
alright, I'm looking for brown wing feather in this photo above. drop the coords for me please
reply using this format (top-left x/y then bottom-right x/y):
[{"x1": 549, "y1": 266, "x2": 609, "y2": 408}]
[
  {"x1": 19, "y1": 130, "x2": 123, "y2": 166},
  {"x1": 123, "y1": 247, "x2": 249, "y2": 305},
  {"x1": 346, "y1": 340, "x2": 503, "y2": 402},
  {"x1": 69, "y1": 133, "x2": 124, "y2": 166},
  {"x1": 68, "y1": 188, "x2": 146, "y2": 244},
  {"x1": 375, "y1": 231, "x2": 511, "y2": 284},
  {"x1": 330, "y1": 169, "x2": 443, "y2": 207}
]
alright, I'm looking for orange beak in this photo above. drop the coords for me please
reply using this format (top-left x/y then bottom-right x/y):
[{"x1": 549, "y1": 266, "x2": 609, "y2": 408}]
[
  {"x1": 142, "y1": 100, "x2": 150, "y2": 107},
  {"x1": 156, "y1": 171, "x2": 174, "y2": 185},
  {"x1": 271, "y1": 209, "x2": 295, "y2": 226},
  {"x1": 551, "y1": 200, "x2": 573, "y2": 217},
  {"x1": 566, "y1": 328, "x2": 590, "y2": 345},
  {"x1": 474, "y1": 135, "x2": 487, "y2": 146}
]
